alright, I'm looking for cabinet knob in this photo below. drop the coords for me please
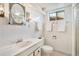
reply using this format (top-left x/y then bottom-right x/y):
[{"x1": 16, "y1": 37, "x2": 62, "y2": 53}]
[{"x1": 33, "y1": 52, "x2": 35, "y2": 56}]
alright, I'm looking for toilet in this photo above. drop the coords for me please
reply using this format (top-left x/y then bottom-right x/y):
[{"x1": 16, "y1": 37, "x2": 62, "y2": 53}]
[{"x1": 41, "y1": 45, "x2": 53, "y2": 56}]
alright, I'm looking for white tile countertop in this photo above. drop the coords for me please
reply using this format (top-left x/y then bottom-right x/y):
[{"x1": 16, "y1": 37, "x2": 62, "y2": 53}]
[{"x1": 0, "y1": 38, "x2": 43, "y2": 56}]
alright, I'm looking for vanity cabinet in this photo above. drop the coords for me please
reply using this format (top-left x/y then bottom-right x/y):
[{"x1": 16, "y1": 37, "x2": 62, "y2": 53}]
[
  {"x1": 16, "y1": 47, "x2": 41, "y2": 56},
  {"x1": 15, "y1": 40, "x2": 43, "y2": 56}
]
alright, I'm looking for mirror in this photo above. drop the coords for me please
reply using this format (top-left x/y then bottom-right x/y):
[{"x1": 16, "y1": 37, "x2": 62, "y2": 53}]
[{"x1": 9, "y1": 3, "x2": 25, "y2": 25}]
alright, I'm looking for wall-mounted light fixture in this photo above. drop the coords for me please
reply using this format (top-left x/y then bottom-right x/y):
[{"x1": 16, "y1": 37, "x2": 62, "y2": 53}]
[{"x1": 0, "y1": 3, "x2": 4, "y2": 17}]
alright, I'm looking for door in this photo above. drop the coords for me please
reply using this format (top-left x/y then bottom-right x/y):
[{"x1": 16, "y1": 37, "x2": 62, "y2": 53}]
[{"x1": 75, "y1": 4, "x2": 79, "y2": 56}]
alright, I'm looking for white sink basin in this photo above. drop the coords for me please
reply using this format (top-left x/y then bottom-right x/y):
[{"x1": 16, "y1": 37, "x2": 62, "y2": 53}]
[{"x1": 16, "y1": 41, "x2": 32, "y2": 48}]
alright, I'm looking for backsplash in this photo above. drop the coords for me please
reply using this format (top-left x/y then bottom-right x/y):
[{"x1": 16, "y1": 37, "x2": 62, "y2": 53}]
[{"x1": 0, "y1": 24, "x2": 41, "y2": 47}]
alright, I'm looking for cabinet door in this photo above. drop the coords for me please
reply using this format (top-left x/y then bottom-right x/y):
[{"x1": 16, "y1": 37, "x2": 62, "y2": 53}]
[
  {"x1": 28, "y1": 53, "x2": 33, "y2": 56},
  {"x1": 34, "y1": 48, "x2": 41, "y2": 56}
]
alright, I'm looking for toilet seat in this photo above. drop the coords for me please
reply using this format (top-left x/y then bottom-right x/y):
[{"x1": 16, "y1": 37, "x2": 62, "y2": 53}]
[{"x1": 42, "y1": 45, "x2": 53, "y2": 52}]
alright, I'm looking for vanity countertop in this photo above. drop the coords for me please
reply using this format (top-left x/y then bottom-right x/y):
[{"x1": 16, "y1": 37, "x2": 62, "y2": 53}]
[{"x1": 0, "y1": 38, "x2": 43, "y2": 56}]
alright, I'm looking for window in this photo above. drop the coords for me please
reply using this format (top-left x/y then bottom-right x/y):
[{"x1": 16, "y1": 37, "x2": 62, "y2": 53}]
[
  {"x1": 49, "y1": 10, "x2": 64, "y2": 21},
  {"x1": 49, "y1": 12, "x2": 56, "y2": 21}
]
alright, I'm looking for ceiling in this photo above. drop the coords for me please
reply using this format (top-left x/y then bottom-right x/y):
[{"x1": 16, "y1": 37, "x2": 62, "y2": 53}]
[
  {"x1": 30, "y1": 3, "x2": 71, "y2": 12},
  {"x1": 24, "y1": 3, "x2": 72, "y2": 15}
]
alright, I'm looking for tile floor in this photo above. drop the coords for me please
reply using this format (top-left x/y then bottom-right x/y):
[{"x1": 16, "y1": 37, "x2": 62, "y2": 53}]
[
  {"x1": 50, "y1": 51, "x2": 66, "y2": 56},
  {"x1": 42, "y1": 50, "x2": 67, "y2": 56}
]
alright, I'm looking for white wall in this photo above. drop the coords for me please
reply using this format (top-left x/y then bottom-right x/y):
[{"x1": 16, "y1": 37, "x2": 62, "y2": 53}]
[
  {"x1": 44, "y1": 5, "x2": 73, "y2": 55},
  {"x1": 0, "y1": 3, "x2": 44, "y2": 47}
]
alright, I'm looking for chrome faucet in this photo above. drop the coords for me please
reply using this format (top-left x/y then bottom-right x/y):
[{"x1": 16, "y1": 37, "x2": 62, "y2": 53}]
[
  {"x1": 52, "y1": 35, "x2": 56, "y2": 39},
  {"x1": 16, "y1": 38, "x2": 23, "y2": 43}
]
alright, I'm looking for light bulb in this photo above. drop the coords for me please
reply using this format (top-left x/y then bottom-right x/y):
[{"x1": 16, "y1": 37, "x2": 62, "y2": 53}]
[{"x1": 0, "y1": 7, "x2": 3, "y2": 10}]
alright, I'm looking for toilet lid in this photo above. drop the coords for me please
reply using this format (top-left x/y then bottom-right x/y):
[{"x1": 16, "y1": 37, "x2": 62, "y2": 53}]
[{"x1": 42, "y1": 45, "x2": 53, "y2": 51}]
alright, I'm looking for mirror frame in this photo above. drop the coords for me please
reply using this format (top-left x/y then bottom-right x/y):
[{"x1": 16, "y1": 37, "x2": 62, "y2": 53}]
[{"x1": 9, "y1": 3, "x2": 25, "y2": 25}]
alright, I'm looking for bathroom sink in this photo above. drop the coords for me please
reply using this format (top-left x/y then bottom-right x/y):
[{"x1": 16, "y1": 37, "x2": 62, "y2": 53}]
[
  {"x1": 16, "y1": 41, "x2": 32, "y2": 48},
  {"x1": 0, "y1": 38, "x2": 43, "y2": 56}
]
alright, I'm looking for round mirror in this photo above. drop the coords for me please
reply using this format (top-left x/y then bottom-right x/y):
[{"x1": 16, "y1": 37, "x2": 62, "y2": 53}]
[{"x1": 9, "y1": 3, "x2": 25, "y2": 25}]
